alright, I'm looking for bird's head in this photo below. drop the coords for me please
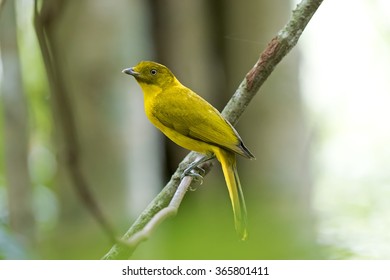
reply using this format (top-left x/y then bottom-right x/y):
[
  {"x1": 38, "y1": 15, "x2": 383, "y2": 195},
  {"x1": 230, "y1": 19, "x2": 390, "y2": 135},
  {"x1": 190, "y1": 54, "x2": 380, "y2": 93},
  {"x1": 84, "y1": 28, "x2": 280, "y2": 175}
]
[{"x1": 123, "y1": 61, "x2": 175, "y2": 89}]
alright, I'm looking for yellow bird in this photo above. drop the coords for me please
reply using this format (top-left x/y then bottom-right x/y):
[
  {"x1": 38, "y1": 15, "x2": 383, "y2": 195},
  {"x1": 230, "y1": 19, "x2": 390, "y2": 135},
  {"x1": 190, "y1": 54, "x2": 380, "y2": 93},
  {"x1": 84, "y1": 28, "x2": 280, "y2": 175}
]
[{"x1": 123, "y1": 61, "x2": 255, "y2": 240}]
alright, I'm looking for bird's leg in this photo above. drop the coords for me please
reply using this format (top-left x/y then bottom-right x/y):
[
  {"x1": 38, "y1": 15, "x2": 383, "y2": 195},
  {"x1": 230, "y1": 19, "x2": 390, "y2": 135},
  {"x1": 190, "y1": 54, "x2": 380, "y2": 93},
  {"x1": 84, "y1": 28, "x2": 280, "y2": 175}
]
[{"x1": 181, "y1": 154, "x2": 215, "y2": 181}]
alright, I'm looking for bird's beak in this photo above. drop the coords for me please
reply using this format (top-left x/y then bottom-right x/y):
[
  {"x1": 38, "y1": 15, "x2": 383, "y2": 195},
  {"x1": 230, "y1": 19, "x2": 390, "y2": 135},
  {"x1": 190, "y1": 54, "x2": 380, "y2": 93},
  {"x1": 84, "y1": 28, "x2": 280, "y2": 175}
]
[{"x1": 122, "y1": 67, "x2": 139, "y2": 76}]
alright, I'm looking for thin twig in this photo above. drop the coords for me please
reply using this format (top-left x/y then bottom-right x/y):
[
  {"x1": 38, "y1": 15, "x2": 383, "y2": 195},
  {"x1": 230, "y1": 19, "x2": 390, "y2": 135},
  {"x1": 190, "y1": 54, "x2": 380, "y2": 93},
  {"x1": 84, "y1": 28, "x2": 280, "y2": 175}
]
[
  {"x1": 103, "y1": 0, "x2": 324, "y2": 260},
  {"x1": 121, "y1": 175, "x2": 194, "y2": 248},
  {"x1": 102, "y1": 153, "x2": 212, "y2": 259}
]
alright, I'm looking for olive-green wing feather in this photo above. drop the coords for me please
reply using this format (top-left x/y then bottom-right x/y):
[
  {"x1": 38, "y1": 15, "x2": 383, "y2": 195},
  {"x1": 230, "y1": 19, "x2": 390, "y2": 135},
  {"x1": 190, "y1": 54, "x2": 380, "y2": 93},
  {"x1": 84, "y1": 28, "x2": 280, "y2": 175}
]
[{"x1": 152, "y1": 86, "x2": 253, "y2": 158}]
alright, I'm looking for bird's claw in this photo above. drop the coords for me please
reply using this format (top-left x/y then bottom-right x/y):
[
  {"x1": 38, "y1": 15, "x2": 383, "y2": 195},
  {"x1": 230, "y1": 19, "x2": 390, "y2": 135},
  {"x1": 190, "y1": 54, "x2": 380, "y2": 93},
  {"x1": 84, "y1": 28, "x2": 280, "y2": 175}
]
[
  {"x1": 180, "y1": 155, "x2": 214, "y2": 184},
  {"x1": 180, "y1": 166, "x2": 204, "y2": 184}
]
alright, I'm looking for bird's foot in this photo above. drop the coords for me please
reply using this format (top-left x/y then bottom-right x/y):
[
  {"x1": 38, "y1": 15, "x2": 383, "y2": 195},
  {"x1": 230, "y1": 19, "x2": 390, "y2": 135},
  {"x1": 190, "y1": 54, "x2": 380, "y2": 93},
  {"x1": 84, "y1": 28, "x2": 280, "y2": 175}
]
[
  {"x1": 180, "y1": 165, "x2": 205, "y2": 184},
  {"x1": 180, "y1": 154, "x2": 215, "y2": 186}
]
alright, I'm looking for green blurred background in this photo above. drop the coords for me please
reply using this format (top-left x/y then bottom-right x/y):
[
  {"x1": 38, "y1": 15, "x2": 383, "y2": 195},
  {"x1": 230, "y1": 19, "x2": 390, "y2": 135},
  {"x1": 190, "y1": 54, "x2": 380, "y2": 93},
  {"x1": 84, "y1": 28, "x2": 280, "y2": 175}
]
[{"x1": 0, "y1": 0, "x2": 389, "y2": 259}]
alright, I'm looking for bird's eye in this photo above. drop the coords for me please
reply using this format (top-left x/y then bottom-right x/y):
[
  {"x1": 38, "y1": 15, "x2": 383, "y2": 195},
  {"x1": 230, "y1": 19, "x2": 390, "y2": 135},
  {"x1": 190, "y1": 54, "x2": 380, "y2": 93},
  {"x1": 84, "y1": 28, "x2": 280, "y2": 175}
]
[{"x1": 150, "y1": 69, "x2": 157, "y2": 75}]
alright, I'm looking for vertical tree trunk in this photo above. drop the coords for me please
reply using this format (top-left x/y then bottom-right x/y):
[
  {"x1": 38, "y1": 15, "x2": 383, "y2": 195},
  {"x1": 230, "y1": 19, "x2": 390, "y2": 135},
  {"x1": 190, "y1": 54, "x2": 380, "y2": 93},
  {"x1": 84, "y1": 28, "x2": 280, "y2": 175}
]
[
  {"x1": 0, "y1": 0, "x2": 35, "y2": 246},
  {"x1": 36, "y1": 0, "x2": 157, "y2": 258}
]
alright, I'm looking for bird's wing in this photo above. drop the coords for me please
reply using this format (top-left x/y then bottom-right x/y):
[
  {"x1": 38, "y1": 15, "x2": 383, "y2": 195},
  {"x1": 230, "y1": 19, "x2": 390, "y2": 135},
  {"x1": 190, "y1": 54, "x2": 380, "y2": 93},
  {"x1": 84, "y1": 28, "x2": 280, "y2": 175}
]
[{"x1": 152, "y1": 87, "x2": 246, "y2": 156}]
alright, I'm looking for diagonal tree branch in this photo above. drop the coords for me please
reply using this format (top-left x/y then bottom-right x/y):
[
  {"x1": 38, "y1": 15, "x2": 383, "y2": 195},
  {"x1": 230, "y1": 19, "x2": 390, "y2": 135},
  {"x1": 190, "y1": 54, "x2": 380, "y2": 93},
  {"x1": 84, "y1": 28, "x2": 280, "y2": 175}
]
[{"x1": 103, "y1": 0, "x2": 323, "y2": 260}]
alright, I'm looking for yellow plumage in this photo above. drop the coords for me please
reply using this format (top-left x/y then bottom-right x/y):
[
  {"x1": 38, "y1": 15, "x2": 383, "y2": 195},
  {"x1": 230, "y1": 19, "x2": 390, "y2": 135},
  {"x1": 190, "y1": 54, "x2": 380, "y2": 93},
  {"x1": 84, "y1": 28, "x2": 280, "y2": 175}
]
[{"x1": 123, "y1": 61, "x2": 254, "y2": 240}]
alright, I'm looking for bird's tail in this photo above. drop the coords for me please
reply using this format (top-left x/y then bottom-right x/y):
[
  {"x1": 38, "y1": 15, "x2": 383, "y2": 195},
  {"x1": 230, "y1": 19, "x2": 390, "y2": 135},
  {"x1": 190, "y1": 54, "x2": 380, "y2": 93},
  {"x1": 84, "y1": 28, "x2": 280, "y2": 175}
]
[{"x1": 215, "y1": 149, "x2": 248, "y2": 240}]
